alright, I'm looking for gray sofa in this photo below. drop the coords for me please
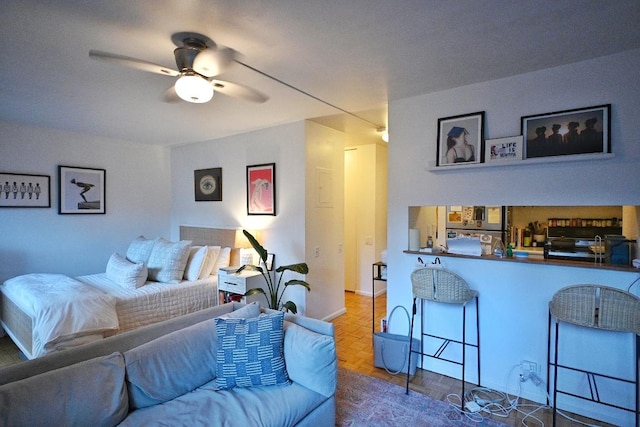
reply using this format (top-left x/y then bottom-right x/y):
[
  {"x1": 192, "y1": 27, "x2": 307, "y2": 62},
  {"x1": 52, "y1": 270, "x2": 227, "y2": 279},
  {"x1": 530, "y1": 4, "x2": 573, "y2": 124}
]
[{"x1": 0, "y1": 302, "x2": 337, "y2": 426}]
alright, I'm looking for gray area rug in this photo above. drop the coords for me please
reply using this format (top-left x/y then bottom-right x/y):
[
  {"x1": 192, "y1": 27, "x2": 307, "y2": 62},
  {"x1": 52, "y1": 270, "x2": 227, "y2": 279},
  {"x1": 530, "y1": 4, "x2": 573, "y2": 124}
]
[{"x1": 336, "y1": 368, "x2": 510, "y2": 427}]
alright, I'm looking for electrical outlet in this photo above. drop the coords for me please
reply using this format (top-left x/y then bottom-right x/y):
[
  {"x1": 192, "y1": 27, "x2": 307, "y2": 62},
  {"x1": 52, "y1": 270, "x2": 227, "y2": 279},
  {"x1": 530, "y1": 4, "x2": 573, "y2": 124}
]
[
  {"x1": 519, "y1": 360, "x2": 537, "y2": 382},
  {"x1": 314, "y1": 246, "x2": 320, "y2": 258}
]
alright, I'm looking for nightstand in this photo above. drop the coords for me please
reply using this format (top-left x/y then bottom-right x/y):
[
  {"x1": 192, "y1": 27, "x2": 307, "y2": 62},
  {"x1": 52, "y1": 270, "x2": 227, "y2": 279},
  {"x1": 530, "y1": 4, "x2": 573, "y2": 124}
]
[{"x1": 217, "y1": 268, "x2": 266, "y2": 305}]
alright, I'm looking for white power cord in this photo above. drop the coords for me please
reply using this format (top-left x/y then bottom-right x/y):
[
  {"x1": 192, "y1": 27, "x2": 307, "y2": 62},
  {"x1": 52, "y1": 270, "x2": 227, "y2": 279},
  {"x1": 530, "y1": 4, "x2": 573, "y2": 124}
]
[{"x1": 440, "y1": 362, "x2": 617, "y2": 426}]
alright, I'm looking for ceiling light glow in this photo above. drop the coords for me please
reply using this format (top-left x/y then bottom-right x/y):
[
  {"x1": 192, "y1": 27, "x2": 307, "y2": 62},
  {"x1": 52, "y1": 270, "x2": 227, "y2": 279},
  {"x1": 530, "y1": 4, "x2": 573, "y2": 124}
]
[{"x1": 175, "y1": 73, "x2": 213, "y2": 103}]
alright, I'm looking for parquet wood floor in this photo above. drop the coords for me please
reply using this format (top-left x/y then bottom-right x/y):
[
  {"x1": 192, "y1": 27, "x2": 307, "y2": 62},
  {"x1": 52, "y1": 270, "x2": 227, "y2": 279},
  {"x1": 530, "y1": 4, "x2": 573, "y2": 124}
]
[{"x1": 332, "y1": 291, "x2": 616, "y2": 427}]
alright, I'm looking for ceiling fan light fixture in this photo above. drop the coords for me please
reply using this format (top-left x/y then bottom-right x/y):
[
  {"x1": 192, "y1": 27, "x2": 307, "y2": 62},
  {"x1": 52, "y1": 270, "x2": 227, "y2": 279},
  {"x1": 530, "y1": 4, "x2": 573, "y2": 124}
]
[{"x1": 174, "y1": 72, "x2": 213, "y2": 103}]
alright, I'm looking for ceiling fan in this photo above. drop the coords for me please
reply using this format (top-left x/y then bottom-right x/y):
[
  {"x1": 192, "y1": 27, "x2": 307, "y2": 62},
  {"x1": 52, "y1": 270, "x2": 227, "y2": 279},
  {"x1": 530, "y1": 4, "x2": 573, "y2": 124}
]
[{"x1": 89, "y1": 32, "x2": 268, "y2": 104}]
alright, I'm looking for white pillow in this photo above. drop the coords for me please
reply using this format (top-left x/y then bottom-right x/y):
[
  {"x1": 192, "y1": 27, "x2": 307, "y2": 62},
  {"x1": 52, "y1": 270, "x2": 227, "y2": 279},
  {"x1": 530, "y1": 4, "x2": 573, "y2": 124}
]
[
  {"x1": 183, "y1": 246, "x2": 209, "y2": 281},
  {"x1": 106, "y1": 253, "x2": 148, "y2": 289},
  {"x1": 147, "y1": 238, "x2": 192, "y2": 283},
  {"x1": 126, "y1": 236, "x2": 156, "y2": 264},
  {"x1": 198, "y1": 246, "x2": 221, "y2": 279},
  {"x1": 211, "y1": 247, "x2": 231, "y2": 273}
]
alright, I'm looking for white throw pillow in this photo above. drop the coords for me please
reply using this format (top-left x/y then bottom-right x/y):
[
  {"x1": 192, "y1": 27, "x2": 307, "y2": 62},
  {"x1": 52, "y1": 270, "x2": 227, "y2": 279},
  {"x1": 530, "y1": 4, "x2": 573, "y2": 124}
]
[
  {"x1": 198, "y1": 246, "x2": 221, "y2": 279},
  {"x1": 147, "y1": 238, "x2": 192, "y2": 283},
  {"x1": 183, "y1": 246, "x2": 209, "y2": 281},
  {"x1": 211, "y1": 247, "x2": 231, "y2": 273},
  {"x1": 106, "y1": 253, "x2": 148, "y2": 289},
  {"x1": 126, "y1": 236, "x2": 156, "y2": 264}
]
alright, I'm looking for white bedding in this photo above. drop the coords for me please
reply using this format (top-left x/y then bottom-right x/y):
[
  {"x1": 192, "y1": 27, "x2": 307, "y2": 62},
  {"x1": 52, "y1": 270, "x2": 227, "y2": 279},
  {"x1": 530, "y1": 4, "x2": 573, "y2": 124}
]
[
  {"x1": 1, "y1": 272, "x2": 218, "y2": 359},
  {"x1": 1, "y1": 273, "x2": 119, "y2": 358},
  {"x1": 78, "y1": 273, "x2": 218, "y2": 333}
]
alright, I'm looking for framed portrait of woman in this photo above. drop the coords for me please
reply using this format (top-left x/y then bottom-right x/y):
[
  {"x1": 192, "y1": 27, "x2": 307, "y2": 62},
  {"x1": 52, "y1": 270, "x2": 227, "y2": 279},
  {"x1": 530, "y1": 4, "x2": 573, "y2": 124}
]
[{"x1": 436, "y1": 111, "x2": 484, "y2": 167}]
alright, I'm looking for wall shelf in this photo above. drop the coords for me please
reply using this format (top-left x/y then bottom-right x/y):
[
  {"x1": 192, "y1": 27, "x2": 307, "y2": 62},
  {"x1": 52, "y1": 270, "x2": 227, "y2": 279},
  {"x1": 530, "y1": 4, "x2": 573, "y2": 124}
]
[{"x1": 426, "y1": 153, "x2": 615, "y2": 172}]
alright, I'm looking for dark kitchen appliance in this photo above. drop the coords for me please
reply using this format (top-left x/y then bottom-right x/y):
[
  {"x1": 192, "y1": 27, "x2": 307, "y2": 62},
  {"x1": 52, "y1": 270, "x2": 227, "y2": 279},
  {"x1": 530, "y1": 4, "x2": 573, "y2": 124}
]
[{"x1": 544, "y1": 225, "x2": 625, "y2": 262}]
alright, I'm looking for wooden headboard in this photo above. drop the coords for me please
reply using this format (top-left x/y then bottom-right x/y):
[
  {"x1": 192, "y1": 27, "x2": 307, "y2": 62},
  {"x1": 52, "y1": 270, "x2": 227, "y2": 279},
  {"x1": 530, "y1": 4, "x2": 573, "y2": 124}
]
[{"x1": 179, "y1": 226, "x2": 241, "y2": 266}]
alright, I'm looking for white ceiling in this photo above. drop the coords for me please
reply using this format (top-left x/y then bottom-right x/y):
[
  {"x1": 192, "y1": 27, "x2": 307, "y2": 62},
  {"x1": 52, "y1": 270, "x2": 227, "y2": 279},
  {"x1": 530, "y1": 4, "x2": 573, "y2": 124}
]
[{"x1": 1, "y1": 1, "x2": 639, "y2": 146}]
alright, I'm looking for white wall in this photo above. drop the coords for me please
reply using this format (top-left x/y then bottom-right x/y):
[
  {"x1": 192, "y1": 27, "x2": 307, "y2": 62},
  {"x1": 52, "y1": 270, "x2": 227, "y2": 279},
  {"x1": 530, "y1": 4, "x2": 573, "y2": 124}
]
[
  {"x1": 387, "y1": 49, "x2": 640, "y2": 425},
  {"x1": 170, "y1": 121, "x2": 345, "y2": 320},
  {"x1": 304, "y1": 121, "x2": 345, "y2": 320},
  {"x1": 0, "y1": 121, "x2": 172, "y2": 282}
]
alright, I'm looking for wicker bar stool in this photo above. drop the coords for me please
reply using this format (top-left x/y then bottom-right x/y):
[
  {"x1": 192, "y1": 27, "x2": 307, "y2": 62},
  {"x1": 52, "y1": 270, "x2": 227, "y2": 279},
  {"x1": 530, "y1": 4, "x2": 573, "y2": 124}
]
[
  {"x1": 405, "y1": 266, "x2": 480, "y2": 398},
  {"x1": 547, "y1": 284, "x2": 640, "y2": 426}
]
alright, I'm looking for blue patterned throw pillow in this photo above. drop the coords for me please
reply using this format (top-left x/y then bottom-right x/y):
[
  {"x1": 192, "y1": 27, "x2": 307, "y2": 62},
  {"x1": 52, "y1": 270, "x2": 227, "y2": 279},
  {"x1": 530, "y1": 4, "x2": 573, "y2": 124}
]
[{"x1": 215, "y1": 311, "x2": 289, "y2": 389}]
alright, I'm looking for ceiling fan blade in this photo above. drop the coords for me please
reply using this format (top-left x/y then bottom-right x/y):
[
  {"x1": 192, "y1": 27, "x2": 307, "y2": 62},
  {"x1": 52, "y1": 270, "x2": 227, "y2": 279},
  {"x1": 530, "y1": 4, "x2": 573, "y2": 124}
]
[
  {"x1": 193, "y1": 47, "x2": 237, "y2": 77},
  {"x1": 211, "y1": 79, "x2": 269, "y2": 103},
  {"x1": 89, "y1": 50, "x2": 179, "y2": 77}
]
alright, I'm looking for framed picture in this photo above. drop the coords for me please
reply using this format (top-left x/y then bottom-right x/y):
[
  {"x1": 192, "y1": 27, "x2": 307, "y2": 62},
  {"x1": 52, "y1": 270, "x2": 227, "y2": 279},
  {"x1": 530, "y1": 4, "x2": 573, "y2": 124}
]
[
  {"x1": 58, "y1": 166, "x2": 106, "y2": 214},
  {"x1": 246, "y1": 163, "x2": 276, "y2": 215},
  {"x1": 0, "y1": 172, "x2": 50, "y2": 208},
  {"x1": 194, "y1": 167, "x2": 222, "y2": 201},
  {"x1": 436, "y1": 111, "x2": 484, "y2": 167},
  {"x1": 521, "y1": 104, "x2": 610, "y2": 160},
  {"x1": 485, "y1": 135, "x2": 523, "y2": 163}
]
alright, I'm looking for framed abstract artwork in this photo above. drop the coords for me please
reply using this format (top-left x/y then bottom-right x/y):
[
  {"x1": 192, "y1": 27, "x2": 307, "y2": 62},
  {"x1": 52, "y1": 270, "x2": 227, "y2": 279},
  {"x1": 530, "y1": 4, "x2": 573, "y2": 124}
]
[
  {"x1": 0, "y1": 172, "x2": 50, "y2": 208},
  {"x1": 246, "y1": 163, "x2": 276, "y2": 216},
  {"x1": 58, "y1": 165, "x2": 106, "y2": 214}
]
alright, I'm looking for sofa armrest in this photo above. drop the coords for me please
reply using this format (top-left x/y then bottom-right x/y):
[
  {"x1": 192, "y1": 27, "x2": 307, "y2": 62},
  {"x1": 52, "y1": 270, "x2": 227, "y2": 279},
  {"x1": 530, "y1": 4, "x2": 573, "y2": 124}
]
[{"x1": 283, "y1": 316, "x2": 337, "y2": 398}]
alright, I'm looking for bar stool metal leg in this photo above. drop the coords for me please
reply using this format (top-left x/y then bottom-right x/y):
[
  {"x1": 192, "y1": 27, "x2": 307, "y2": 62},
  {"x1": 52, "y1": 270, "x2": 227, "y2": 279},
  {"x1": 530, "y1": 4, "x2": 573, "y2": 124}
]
[
  {"x1": 462, "y1": 303, "x2": 466, "y2": 398},
  {"x1": 475, "y1": 295, "x2": 480, "y2": 392},
  {"x1": 406, "y1": 298, "x2": 417, "y2": 394},
  {"x1": 552, "y1": 321, "x2": 560, "y2": 426}
]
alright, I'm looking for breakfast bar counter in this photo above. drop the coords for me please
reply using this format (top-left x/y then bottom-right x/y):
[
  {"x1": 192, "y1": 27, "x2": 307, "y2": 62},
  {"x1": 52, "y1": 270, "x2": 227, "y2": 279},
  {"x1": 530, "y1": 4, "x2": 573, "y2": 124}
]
[
  {"x1": 394, "y1": 248, "x2": 640, "y2": 426},
  {"x1": 403, "y1": 249, "x2": 639, "y2": 273}
]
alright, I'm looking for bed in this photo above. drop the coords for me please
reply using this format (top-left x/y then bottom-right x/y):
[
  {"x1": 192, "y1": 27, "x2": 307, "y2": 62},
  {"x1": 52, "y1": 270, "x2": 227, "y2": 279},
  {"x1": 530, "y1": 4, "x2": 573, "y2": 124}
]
[{"x1": 0, "y1": 226, "x2": 241, "y2": 359}]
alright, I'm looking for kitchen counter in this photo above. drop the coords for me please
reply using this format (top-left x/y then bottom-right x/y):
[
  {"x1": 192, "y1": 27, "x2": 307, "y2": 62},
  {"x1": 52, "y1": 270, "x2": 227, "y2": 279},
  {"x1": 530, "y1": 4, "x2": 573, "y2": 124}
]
[{"x1": 404, "y1": 248, "x2": 639, "y2": 272}]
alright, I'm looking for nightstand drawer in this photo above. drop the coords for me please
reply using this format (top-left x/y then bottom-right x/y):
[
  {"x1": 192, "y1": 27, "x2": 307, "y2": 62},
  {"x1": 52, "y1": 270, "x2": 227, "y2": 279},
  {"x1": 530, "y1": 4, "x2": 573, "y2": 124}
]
[{"x1": 218, "y1": 275, "x2": 247, "y2": 293}]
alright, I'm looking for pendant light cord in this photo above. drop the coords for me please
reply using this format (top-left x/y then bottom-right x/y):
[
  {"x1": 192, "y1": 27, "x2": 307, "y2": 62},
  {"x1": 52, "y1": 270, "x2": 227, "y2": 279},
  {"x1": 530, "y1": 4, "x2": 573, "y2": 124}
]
[{"x1": 235, "y1": 60, "x2": 384, "y2": 130}]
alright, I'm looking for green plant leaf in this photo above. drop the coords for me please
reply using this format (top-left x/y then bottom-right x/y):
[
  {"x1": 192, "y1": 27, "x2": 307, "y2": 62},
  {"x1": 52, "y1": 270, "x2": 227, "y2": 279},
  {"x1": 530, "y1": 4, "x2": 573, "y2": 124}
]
[
  {"x1": 276, "y1": 263, "x2": 309, "y2": 274},
  {"x1": 284, "y1": 279, "x2": 311, "y2": 292},
  {"x1": 282, "y1": 300, "x2": 297, "y2": 314},
  {"x1": 243, "y1": 230, "x2": 268, "y2": 263},
  {"x1": 238, "y1": 232, "x2": 310, "y2": 312},
  {"x1": 244, "y1": 288, "x2": 266, "y2": 297},
  {"x1": 236, "y1": 264, "x2": 264, "y2": 274}
]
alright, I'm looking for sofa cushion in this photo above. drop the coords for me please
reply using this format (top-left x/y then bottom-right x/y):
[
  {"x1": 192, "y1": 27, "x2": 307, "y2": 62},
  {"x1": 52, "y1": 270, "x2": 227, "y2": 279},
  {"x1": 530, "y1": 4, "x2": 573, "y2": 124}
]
[
  {"x1": 218, "y1": 301, "x2": 260, "y2": 319},
  {"x1": 147, "y1": 238, "x2": 191, "y2": 283},
  {"x1": 106, "y1": 252, "x2": 148, "y2": 289},
  {"x1": 215, "y1": 311, "x2": 289, "y2": 389},
  {"x1": 0, "y1": 352, "x2": 128, "y2": 426},
  {"x1": 118, "y1": 380, "x2": 328, "y2": 427},
  {"x1": 284, "y1": 322, "x2": 337, "y2": 397},
  {"x1": 124, "y1": 317, "x2": 218, "y2": 410}
]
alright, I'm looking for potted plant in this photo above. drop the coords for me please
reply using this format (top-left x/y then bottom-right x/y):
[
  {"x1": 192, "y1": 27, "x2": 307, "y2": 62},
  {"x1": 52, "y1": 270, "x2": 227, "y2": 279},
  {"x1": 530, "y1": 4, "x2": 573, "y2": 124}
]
[{"x1": 237, "y1": 230, "x2": 310, "y2": 314}]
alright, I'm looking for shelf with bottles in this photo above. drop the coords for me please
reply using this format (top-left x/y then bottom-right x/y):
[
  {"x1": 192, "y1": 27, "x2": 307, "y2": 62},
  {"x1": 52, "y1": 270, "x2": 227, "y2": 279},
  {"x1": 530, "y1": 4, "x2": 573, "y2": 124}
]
[{"x1": 547, "y1": 217, "x2": 622, "y2": 228}]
